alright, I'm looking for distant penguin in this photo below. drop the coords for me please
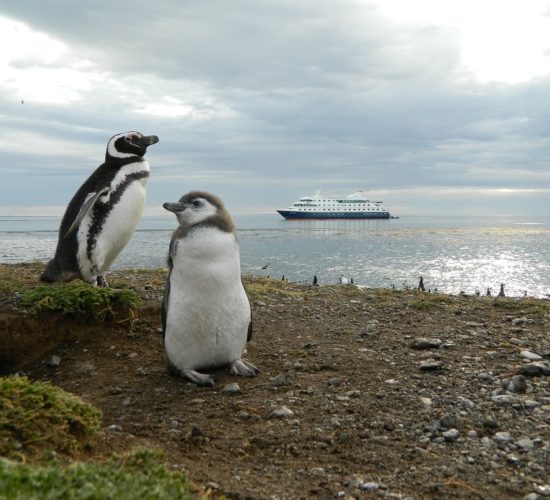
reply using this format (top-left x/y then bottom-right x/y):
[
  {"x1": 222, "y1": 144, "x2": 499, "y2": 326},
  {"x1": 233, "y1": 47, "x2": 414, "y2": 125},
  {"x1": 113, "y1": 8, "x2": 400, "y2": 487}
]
[
  {"x1": 162, "y1": 191, "x2": 258, "y2": 386},
  {"x1": 418, "y1": 276, "x2": 425, "y2": 292},
  {"x1": 339, "y1": 275, "x2": 349, "y2": 285},
  {"x1": 313, "y1": 275, "x2": 318, "y2": 286},
  {"x1": 498, "y1": 283, "x2": 505, "y2": 297},
  {"x1": 41, "y1": 131, "x2": 159, "y2": 286}
]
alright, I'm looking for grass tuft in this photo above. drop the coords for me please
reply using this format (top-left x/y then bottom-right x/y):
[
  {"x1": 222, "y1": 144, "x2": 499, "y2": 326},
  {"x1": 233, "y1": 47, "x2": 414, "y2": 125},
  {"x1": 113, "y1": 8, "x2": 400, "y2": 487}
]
[
  {"x1": 0, "y1": 376, "x2": 101, "y2": 459},
  {"x1": 0, "y1": 448, "x2": 192, "y2": 499},
  {"x1": 20, "y1": 283, "x2": 140, "y2": 321}
]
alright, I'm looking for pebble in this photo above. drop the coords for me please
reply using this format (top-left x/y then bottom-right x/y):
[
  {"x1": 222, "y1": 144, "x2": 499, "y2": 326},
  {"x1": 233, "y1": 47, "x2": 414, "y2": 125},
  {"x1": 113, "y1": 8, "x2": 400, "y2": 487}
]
[
  {"x1": 419, "y1": 359, "x2": 442, "y2": 371},
  {"x1": 506, "y1": 375, "x2": 527, "y2": 394},
  {"x1": 516, "y1": 438, "x2": 534, "y2": 452},
  {"x1": 360, "y1": 482, "x2": 380, "y2": 491},
  {"x1": 106, "y1": 424, "x2": 122, "y2": 432},
  {"x1": 491, "y1": 394, "x2": 517, "y2": 405},
  {"x1": 222, "y1": 383, "x2": 241, "y2": 394},
  {"x1": 519, "y1": 363, "x2": 550, "y2": 377},
  {"x1": 327, "y1": 378, "x2": 341, "y2": 387},
  {"x1": 495, "y1": 431, "x2": 513, "y2": 443},
  {"x1": 442, "y1": 429, "x2": 460, "y2": 442},
  {"x1": 46, "y1": 355, "x2": 61, "y2": 367},
  {"x1": 521, "y1": 350, "x2": 543, "y2": 361},
  {"x1": 270, "y1": 373, "x2": 290, "y2": 386},
  {"x1": 272, "y1": 406, "x2": 294, "y2": 418},
  {"x1": 412, "y1": 338, "x2": 442, "y2": 350}
]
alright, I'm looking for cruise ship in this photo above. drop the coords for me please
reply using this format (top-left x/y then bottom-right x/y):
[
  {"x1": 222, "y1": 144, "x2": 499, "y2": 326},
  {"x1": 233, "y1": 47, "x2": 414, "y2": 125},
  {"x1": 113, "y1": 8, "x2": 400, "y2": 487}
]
[{"x1": 277, "y1": 191, "x2": 392, "y2": 220}]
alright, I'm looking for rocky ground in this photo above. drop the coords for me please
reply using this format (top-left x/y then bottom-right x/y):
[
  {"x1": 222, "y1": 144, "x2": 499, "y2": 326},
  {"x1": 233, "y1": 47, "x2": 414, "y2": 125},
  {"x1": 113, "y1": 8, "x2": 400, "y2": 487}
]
[{"x1": 1, "y1": 263, "x2": 550, "y2": 499}]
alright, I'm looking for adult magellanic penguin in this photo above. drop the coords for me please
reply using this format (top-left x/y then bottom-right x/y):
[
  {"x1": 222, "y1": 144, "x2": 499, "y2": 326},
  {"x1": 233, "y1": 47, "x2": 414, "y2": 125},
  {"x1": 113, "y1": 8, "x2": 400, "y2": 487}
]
[
  {"x1": 41, "y1": 131, "x2": 159, "y2": 286},
  {"x1": 162, "y1": 191, "x2": 258, "y2": 386}
]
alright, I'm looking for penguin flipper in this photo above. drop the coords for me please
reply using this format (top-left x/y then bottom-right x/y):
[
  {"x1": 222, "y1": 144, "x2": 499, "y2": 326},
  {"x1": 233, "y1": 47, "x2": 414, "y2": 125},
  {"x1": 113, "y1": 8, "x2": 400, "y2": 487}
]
[{"x1": 64, "y1": 187, "x2": 109, "y2": 238}]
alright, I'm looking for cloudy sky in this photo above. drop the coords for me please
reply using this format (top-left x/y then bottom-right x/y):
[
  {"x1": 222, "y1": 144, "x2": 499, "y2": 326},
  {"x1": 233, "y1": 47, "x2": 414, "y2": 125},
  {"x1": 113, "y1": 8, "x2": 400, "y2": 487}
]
[{"x1": 1, "y1": 0, "x2": 550, "y2": 217}]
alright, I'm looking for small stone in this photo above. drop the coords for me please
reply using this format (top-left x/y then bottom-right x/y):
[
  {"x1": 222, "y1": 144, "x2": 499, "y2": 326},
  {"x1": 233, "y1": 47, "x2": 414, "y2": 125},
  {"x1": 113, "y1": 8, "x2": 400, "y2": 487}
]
[
  {"x1": 519, "y1": 363, "x2": 550, "y2": 377},
  {"x1": 106, "y1": 424, "x2": 122, "y2": 432},
  {"x1": 419, "y1": 359, "x2": 442, "y2": 371},
  {"x1": 191, "y1": 426, "x2": 203, "y2": 437},
  {"x1": 365, "y1": 323, "x2": 377, "y2": 333},
  {"x1": 506, "y1": 375, "x2": 527, "y2": 394},
  {"x1": 442, "y1": 429, "x2": 460, "y2": 442},
  {"x1": 330, "y1": 417, "x2": 341, "y2": 428},
  {"x1": 523, "y1": 493, "x2": 539, "y2": 500},
  {"x1": 521, "y1": 350, "x2": 543, "y2": 361},
  {"x1": 412, "y1": 338, "x2": 442, "y2": 349},
  {"x1": 46, "y1": 355, "x2": 61, "y2": 367},
  {"x1": 222, "y1": 383, "x2": 242, "y2": 394},
  {"x1": 110, "y1": 386, "x2": 123, "y2": 395},
  {"x1": 420, "y1": 397, "x2": 432, "y2": 406},
  {"x1": 495, "y1": 431, "x2": 513, "y2": 443},
  {"x1": 509, "y1": 337, "x2": 528, "y2": 346},
  {"x1": 515, "y1": 438, "x2": 534, "y2": 452},
  {"x1": 512, "y1": 317, "x2": 531, "y2": 325},
  {"x1": 327, "y1": 378, "x2": 341, "y2": 387},
  {"x1": 491, "y1": 394, "x2": 516, "y2": 405},
  {"x1": 270, "y1": 373, "x2": 289, "y2": 386},
  {"x1": 439, "y1": 414, "x2": 457, "y2": 429},
  {"x1": 467, "y1": 430, "x2": 478, "y2": 438},
  {"x1": 360, "y1": 482, "x2": 380, "y2": 491},
  {"x1": 272, "y1": 406, "x2": 294, "y2": 418},
  {"x1": 345, "y1": 390, "x2": 361, "y2": 398}
]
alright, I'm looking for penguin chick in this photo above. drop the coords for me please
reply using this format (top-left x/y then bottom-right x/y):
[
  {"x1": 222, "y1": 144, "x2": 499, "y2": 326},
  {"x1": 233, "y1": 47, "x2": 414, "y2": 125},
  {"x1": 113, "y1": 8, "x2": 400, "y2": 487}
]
[
  {"x1": 162, "y1": 191, "x2": 258, "y2": 386},
  {"x1": 41, "y1": 131, "x2": 159, "y2": 286}
]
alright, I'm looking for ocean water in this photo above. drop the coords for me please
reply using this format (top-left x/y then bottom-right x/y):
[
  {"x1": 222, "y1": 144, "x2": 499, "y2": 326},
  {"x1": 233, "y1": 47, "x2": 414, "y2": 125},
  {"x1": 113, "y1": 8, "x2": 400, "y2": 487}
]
[{"x1": 1, "y1": 214, "x2": 550, "y2": 298}]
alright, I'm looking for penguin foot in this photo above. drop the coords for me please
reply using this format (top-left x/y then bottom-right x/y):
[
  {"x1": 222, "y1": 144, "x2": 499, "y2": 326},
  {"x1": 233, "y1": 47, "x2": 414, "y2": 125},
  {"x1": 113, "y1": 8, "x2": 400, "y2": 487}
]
[
  {"x1": 97, "y1": 275, "x2": 109, "y2": 287},
  {"x1": 183, "y1": 370, "x2": 215, "y2": 387},
  {"x1": 230, "y1": 359, "x2": 259, "y2": 377}
]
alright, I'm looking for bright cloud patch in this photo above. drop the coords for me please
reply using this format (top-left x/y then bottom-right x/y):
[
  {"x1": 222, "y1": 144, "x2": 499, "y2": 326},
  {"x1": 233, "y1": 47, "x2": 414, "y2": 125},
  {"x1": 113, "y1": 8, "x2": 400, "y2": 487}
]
[{"x1": 0, "y1": 16, "x2": 100, "y2": 103}]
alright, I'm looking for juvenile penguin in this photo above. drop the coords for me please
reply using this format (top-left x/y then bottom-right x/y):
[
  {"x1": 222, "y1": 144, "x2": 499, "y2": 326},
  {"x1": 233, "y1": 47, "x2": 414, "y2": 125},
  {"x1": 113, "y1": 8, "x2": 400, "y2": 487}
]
[
  {"x1": 162, "y1": 191, "x2": 258, "y2": 386},
  {"x1": 41, "y1": 131, "x2": 159, "y2": 286}
]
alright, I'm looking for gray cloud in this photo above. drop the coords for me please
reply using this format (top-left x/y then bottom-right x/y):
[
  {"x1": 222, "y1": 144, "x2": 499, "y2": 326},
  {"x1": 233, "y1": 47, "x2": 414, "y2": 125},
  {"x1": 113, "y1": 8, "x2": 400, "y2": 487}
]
[{"x1": 0, "y1": 1, "x2": 550, "y2": 216}]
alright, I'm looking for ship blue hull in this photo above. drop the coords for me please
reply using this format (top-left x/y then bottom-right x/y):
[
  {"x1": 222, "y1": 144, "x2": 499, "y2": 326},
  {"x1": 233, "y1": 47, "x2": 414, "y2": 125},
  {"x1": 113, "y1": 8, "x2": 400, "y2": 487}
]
[{"x1": 277, "y1": 210, "x2": 391, "y2": 220}]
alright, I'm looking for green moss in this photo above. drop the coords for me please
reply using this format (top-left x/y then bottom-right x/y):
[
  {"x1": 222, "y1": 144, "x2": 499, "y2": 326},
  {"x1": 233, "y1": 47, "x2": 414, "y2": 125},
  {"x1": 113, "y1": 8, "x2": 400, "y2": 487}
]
[
  {"x1": 492, "y1": 297, "x2": 550, "y2": 315},
  {"x1": 0, "y1": 448, "x2": 191, "y2": 499},
  {"x1": 20, "y1": 283, "x2": 140, "y2": 321},
  {"x1": 407, "y1": 299, "x2": 438, "y2": 310},
  {"x1": 245, "y1": 279, "x2": 305, "y2": 301},
  {"x1": 0, "y1": 376, "x2": 101, "y2": 459}
]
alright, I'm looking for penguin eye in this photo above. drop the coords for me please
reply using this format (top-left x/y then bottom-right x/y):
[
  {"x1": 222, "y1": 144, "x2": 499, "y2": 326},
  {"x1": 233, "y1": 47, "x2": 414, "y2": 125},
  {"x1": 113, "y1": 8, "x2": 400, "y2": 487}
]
[{"x1": 192, "y1": 200, "x2": 202, "y2": 208}]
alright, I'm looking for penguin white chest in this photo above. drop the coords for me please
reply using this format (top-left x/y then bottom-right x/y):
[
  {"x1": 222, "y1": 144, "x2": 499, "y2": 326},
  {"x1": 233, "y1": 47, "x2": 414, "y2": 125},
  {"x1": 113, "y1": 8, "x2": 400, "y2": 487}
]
[
  {"x1": 98, "y1": 180, "x2": 146, "y2": 269},
  {"x1": 77, "y1": 161, "x2": 148, "y2": 279},
  {"x1": 165, "y1": 227, "x2": 250, "y2": 371}
]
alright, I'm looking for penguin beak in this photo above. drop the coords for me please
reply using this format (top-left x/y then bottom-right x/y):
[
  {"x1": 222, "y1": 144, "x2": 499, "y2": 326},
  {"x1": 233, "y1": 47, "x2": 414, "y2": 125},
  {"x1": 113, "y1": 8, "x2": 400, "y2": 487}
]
[
  {"x1": 133, "y1": 135, "x2": 159, "y2": 148},
  {"x1": 163, "y1": 202, "x2": 186, "y2": 213}
]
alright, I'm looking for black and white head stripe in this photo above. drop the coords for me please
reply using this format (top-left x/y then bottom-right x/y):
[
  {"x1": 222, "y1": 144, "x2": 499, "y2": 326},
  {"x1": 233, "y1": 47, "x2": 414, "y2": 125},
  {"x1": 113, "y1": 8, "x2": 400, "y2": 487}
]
[{"x1": 106, "y1": 131, "x2": 159, "y2": 160}]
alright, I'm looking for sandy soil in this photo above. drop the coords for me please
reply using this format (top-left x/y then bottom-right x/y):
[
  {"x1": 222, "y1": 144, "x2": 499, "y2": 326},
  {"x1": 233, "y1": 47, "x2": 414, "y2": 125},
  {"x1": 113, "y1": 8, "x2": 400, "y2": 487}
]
[{"x1": 1, "y1": 263, "x2": 549, "y2": 499}]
